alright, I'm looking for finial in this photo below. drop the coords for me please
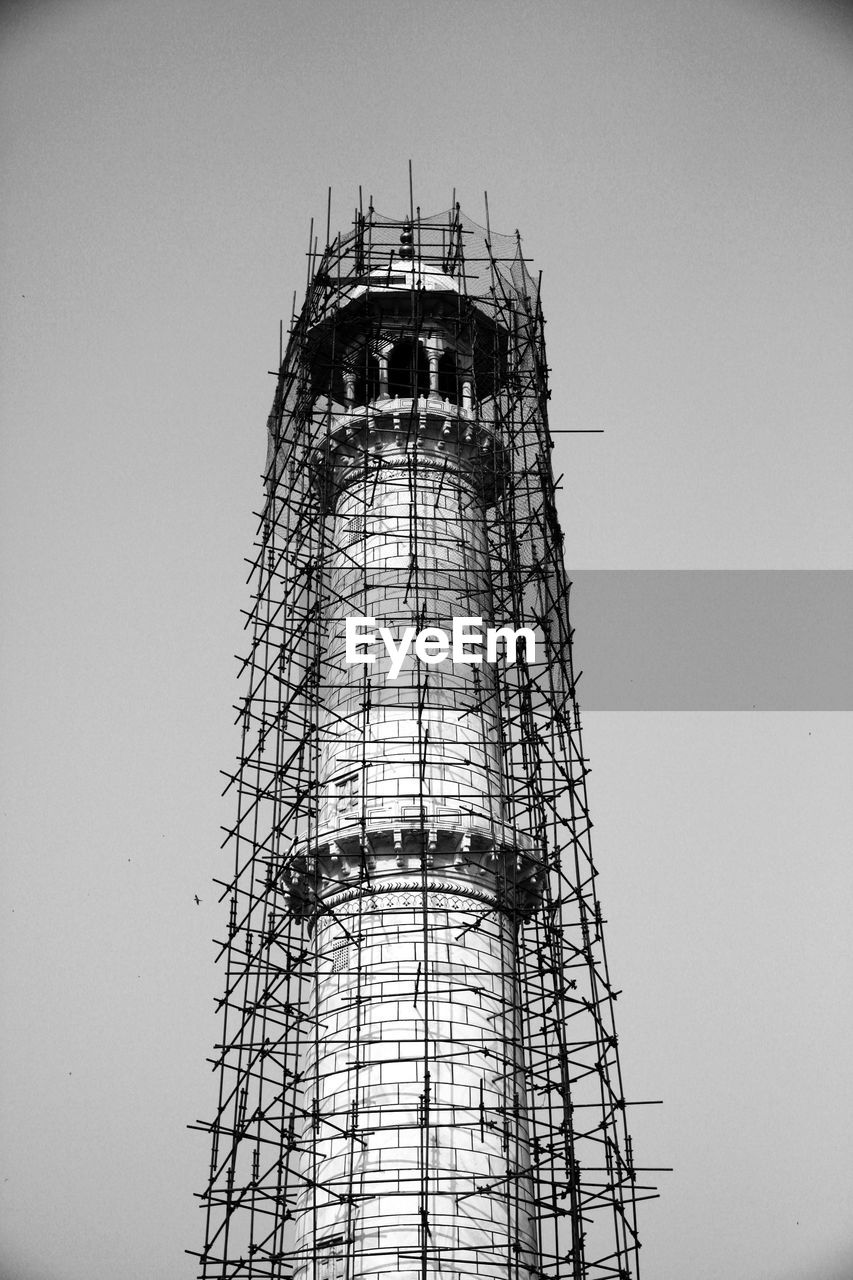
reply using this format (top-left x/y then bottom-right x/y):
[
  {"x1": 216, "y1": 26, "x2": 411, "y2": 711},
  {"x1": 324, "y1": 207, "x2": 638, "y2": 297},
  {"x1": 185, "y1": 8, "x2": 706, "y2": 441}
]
[{"x1": 399, "y1": 220, "x2": 414, "y2": 261}]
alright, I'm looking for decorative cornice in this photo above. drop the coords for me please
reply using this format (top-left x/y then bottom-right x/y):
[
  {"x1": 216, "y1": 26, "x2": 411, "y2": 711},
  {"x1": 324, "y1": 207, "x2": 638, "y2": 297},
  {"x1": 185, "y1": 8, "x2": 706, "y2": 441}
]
[{"x1": 319, "y1": 876, "x2": 501, "y2": 914}]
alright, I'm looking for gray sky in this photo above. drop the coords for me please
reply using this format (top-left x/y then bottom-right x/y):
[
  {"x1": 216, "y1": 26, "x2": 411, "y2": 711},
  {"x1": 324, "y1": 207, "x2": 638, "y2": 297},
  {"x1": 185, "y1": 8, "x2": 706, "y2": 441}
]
[{"x1": 1, "y1": 2, "x2": 851, "y2": 1278}]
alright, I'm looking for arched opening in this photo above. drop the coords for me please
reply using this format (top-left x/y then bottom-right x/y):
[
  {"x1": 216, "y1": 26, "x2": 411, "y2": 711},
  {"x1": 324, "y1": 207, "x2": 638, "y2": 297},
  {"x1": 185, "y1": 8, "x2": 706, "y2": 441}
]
[
  {"x1": 354, "y1": 352, "x2": 380, "y2": 406},
  {"x1": 437, "y1": 348, "x2": 459, "y2": 402},
  {"x1": 387, "y1": 339, "x2": 430, "y2": 399}
]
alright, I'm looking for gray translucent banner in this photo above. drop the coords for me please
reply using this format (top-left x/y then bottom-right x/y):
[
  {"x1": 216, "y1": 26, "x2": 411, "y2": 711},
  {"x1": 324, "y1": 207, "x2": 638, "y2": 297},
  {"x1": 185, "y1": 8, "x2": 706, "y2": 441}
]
[{"x1": 564, "y1": 571, "x2": 852, "y2": 710}]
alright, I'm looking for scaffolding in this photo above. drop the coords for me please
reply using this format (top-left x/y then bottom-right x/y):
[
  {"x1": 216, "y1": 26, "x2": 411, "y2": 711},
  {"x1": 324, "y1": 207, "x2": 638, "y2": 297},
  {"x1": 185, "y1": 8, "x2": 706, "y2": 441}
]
[{"x1": 192, "y1": 203, "x2": 652, "y2": 1280}]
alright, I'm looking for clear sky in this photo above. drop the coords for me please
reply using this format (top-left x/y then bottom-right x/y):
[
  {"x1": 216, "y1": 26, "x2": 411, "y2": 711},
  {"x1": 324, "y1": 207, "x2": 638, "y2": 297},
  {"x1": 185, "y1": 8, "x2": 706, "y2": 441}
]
[{"x1": 1, "y1": 2, "x2": 851, "y2": 1278}]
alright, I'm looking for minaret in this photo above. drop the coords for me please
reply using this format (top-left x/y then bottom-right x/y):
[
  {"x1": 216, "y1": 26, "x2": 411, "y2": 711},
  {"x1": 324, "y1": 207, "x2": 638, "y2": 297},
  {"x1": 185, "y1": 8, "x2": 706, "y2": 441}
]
[
  {"x1": 287, "y1": 227, "x2": 541, "y2": 1280},
  {"x1": 196, "y1": 206, "x2": 644, "y2": 1280}
]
